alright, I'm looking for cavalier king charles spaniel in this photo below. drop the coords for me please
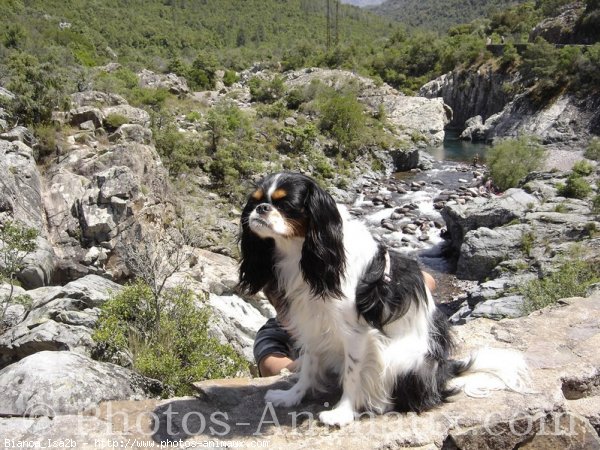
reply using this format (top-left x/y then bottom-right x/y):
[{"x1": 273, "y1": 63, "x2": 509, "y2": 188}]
[{"x1": 238, "y1": 172, "x2": 530, "y2": 426}]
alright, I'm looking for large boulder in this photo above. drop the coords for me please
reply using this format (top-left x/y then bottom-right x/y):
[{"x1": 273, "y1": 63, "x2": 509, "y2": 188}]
[
  {"x1": 71, "y1": 91, "x2": 127, "y2": 108},
  {"x1": 457, "y1": 224, "x2": 531, "y2": 281},
  {"x1": 137, "y1": 69, "x2": 190, "y2": 95},
  {"x1": 0, "y1": 275, "x2": 121, "y2": 367},
  {"x1": 442, "y1": 188, "x2": 539, "y2": 252},
  {"x1": 0, "y1": 351, "x2": 161, "y2": 416},
  {"x1": 2, "y1": 296, "x2": 599, "y2": 448},
  {"x1": 108, "y1": 123, "x2": 153, "y2": 144},
  {"x1": 101, "y1": 105, "x2": 151, "y2": 128},
  {"x1": 0, "y1": 140, "x2": 56, "y2": 288}
]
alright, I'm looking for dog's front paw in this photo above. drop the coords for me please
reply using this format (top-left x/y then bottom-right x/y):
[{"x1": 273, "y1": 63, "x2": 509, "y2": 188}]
[
  {"x1": 264, "y1": 388, "x2": 303, "y2": 407},
  {"x1": 318, "y1": 406, "x2": 355, "y2": 426}
]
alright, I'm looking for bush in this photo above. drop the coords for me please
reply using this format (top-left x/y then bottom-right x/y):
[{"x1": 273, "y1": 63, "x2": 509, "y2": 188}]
[
  {"x1": 593, "y1": 194, "x2": 600, "y2": 214},
  {"x1": 94, "y1": 281, "x2": 246, "y2": 396},
  {"x1": 222, "y1": 70, "x2": 238, "y2": 87},
  {"x1": 104, "y1": 113, "x2": 129, "y2": 130},
  {"x1": 0, "y1": 221, "x2": 38, "y2": 331},
  {"x1": 521, "y1": 258, "x2": 600, "y2": 313},
  {"x1": 572, "y1": 160, "x2": 594, "y2": 176},
  {"x1": 154, "y1": 124, "x2": 204, "y2": 176},
  {"x1": 584, "y1": 137, "x2": 600, "y2": 161},
  {"x1": 248, "y1": 76, "x2": 285, "y2": 103},
  {"x1": 558, "y1": 174, "x2": 592, "y2": 199},
  {"x1": 487, "y1": 137, "x2": 546, "y2": 191},
  {"x1": 317, "y1": 90, "x2": 366, "y2": 156}
]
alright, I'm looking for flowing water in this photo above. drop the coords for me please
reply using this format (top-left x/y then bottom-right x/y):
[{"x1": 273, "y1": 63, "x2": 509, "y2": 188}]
[{"x1": 354, "y1": 131, "x2": 492, "y2": 303}]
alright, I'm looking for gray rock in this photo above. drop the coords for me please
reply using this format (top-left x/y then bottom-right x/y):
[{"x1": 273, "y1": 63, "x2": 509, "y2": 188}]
[
  {"x1": 69, "y1": 106, "x2": 104, "y2": 129},
  {"x1": 420, "y1": 68, "x2": 512, "y2": 129},
  {"x1": 0, "y1": 275, "x2": 121, "y2": 366},
  {"x1": 79, "y1": 120, "x2": 96, "y2": 131},
  {"x1": 102, "y1": 105, "x2": 150, "y2": 128},
  {"x1": 470, "y1": 295, "x2": 526, "y2": 320},
  {"x1": 71, "y1": 91, "x2": 127, "y2": 108},
  {"x1": 137, "y1": 69, "x2": 189, "y2": 95},
  {"x1": 457, "y1": 224, "x2": 531, "y2": 280},
  {"x1": 108, "y1": 124, "x2": 153, "y2": 144},
  {"x1": 390, "y1": 147, "x2": 419, "y2": 171},
  {"x1": 57, "y1": 275, "x2": 121, "y2": 308},
  {"x1": 3, "y1": 296, "x2": 598, "y2": 449},
  {"x1": 0, "y1": 126, "x2": 37, "y2": 147},
  {"x1": 0, "y1": 351, "x2": 161, "y2": 415},
  {"x1": 0, "y1": 320, "x2": 95, "y2": 367},
  {"x1": 0, "y1": 140, "x2": 57, "y2": 288},
  {"x1": 483, "y1": 93, "x2": 597, "y2": 145},
  {"x1": 208, "y1": 293, "x2": 274, "y2": 363},
  {"x1": 443, "y1": 188, "x2": 538, "y2": 251},
  {"x1": 96, "y1": 166, "x2": 139, "y2": 204},
  {"x1": 1, "y1": 304, "x2": 27, "y2": 330},
  {"x1": 0, "y1": 86, "x2": 15, "y2": 100},
  {"x1": 460, "y1": 115, "x2": 487, "y2": 141}
]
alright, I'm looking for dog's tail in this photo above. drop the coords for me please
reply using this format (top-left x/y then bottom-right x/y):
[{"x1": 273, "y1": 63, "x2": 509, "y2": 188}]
[{"x1": 447, "y1": 347, "x2": 534, "y2": 398}]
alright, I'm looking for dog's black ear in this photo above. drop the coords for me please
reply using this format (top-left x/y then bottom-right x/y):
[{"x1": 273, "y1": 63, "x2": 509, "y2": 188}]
[
  {"x1": 301, "y1": 181, "x2": 346, "y2": 298},
  {"x1": 237, "y1": 206, "x2": 275, "y2": 295}
]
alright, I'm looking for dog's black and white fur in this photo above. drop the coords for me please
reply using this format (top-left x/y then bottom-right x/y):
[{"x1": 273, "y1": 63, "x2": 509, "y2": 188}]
[{"x1": 238, "y1": 172, "x2": 530, "y2": 426}]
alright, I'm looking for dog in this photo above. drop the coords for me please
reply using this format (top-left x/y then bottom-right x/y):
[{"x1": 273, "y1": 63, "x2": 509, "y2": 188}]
[{"x1": 238, "y1": 172, "x2": 530, "y2": 426}]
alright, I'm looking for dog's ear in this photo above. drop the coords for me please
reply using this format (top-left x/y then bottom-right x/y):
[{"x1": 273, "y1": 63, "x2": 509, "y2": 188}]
[
  {"x1": 237, "y1": 205, "x2": 275, "y2": 295},
  {"x1": 301, "y1": 181, "x2": 346, "y2": 298}
]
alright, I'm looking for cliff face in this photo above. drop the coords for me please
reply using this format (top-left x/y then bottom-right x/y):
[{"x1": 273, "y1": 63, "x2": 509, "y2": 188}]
[
  {"x1": 421, "y1": 66, "x2": 600, "y2": 146},
  {"x1": 419, "y1": 65, "x2": 513, "y2": 130}
]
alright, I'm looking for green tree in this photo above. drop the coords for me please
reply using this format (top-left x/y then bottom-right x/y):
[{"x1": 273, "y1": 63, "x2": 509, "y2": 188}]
[
  {"x1": 318, "y1": 90, "x2": 366, "y2": 155},
  {"x1": 188, "y1": 51, "x2": 219, "y2": 91},
  {"x1": 6, "y1": 53, "x2": 67, "y2": 125},
  {"x1": 0, "y1": 220, "x2": 38, "y2": 328},
  {"x1": 487, "y1": 137, "x2": 546, "y2": 191},
  {"x1": 205, "y1": 100, "x2": 251, "y2": 153}
]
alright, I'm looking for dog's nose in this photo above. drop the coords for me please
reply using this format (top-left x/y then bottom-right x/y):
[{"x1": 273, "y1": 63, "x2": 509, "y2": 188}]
[{"x1": 256, "y1": 203, "x2": 273, "y2": 215}]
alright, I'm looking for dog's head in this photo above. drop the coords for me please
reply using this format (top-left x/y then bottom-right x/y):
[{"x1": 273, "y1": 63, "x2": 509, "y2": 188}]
[{"x1": 238, "y1": 172, "x2": 346, "y2": 298}]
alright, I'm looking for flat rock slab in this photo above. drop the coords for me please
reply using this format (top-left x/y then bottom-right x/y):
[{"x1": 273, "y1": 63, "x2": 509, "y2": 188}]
[{"x1": 1, "y1": 296, "x2": 600, "y2": 449}]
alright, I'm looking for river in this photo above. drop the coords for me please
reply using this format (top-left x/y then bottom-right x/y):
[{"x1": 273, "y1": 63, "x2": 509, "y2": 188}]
[{"x1": 354, "y1": 131, "x2": 492, "y2": 305}]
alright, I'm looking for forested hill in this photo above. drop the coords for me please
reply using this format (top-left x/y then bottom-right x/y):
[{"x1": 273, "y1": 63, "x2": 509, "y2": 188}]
[
  {"x1": 370, "y1": 0, "x2": 526, "y2": 30},
  {"x1": 0, "y1": 0, "x2": 391, "y2": 70}
]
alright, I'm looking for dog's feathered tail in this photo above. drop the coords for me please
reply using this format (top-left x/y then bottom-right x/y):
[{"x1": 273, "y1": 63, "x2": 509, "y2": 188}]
[{"x1": 448, "y1": 347, "x2": 534, "y2": 398}]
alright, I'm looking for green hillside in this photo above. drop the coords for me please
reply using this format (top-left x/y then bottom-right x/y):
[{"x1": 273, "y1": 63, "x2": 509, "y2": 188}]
[
  {"x1": 371, "y1": 0, "x2": 526, "y2": 30},
  {"x1": 0, "y1": 0, "x2": 391, "y2": 70}
]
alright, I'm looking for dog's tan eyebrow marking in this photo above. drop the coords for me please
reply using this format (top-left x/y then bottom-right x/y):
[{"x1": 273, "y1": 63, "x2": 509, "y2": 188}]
[
  {"x1": 251, "y1": 189, "x2": 264, "y2": 201},
  {"x1": 271, "y1": 188, "x2": 287, "y2": 201}
]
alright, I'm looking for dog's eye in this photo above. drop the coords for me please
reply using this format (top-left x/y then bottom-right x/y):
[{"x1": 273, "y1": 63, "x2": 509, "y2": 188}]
[{"x1": 275, "y1": 200, "x2": 293, "y2": 212}]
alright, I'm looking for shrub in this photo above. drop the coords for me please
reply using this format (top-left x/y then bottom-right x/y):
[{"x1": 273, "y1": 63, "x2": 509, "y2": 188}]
[
  {"x1": 558, "y1": 174, "x2": 592, "y2": 199},
  {"x1": 249, "y1": 76, "x2": 285, "y2": 103},
  {"x1": 520, "y1": 231, "x2": 535, "y2": 257},
  {"x1": 593, "y1": 194, "x2": 600, "y2": 214},
  {"x1": 487, "y1": 137, "x2": 546, "y2": 191},
  {"x1": 94, "y1": 281, "x2": 246, "y2": 396},
  {"x1": 185, "y1": 111, "x2": 202, "y2": 123},
  {"x1": 585, "y1": 137, "x2": 600, "y2": 161},
  {"x1": 572, "y1": 160, "x2": 594, "y2": 176},
  {"x1": 521, "y1": 258, "x2": 600, "y2": 313},
  {"x1": 317, "y1": 90, "x2": 366, "y2": 156},
  {"x1": 222, "y1": 70, "x2": 238, "y2": 87},
  {"x1": 0, "y1": 221, "x2": 38, "y2": 331},
  {"x1": 104, "y1": 113, "x2": 129, "y2": 130}
]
